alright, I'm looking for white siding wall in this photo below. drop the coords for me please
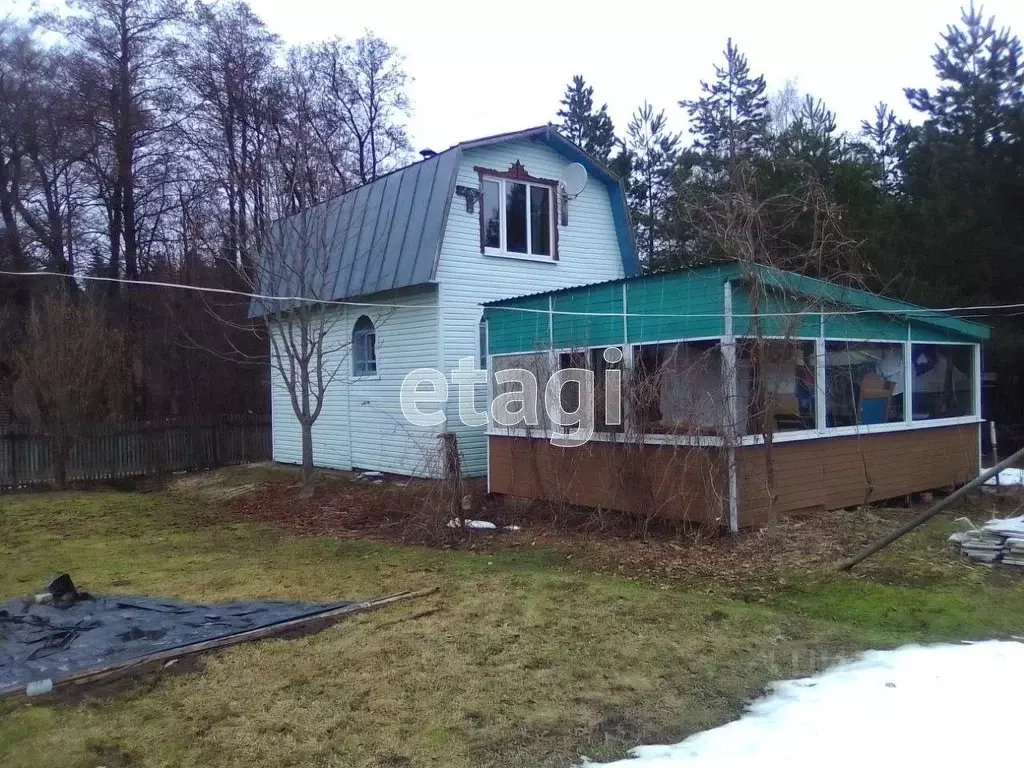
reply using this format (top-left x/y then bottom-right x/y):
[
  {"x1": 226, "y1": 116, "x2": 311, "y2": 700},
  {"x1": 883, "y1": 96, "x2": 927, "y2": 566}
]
[
  {"x1": 435, "y1": 140, "x2": 626, "y2": 475},
  {"x1": 270, "y1": 286, "x2": 443, "y2": 476}
]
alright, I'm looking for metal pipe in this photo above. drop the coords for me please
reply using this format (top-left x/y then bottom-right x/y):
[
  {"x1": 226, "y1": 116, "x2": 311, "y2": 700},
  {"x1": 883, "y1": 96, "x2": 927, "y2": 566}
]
[{"x1": 839, "y1": 444, "x2": 1024, "y2": 571}]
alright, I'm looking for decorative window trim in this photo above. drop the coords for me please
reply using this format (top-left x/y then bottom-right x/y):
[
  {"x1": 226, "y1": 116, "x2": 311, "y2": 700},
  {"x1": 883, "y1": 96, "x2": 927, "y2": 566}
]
[
  {"x1": 455, "y1": 185, "x2": 480, "y2": 213},
  {"x1": 475, "y1": 162, "x2": 559, "y2": 260},
  {"x1": 474, "y1": 160, "x2": 559, "y2": 187}
]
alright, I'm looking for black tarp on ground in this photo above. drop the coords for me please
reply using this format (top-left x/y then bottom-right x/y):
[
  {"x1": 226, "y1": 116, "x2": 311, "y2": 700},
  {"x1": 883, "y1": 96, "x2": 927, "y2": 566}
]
[{"x1": 0, "y1": 586, "x2": 353, "y2": 692}]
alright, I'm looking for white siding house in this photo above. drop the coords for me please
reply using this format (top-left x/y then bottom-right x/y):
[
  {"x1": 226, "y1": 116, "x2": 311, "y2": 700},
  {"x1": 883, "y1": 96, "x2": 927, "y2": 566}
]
[
  {"x1": 270, "y1": 286, "x2": 444, "y2": 475},
  {"x1": 437, "y1": 139, "x2": 628, "y2": 474},
  {"x1": 260, "y1": 126, "x2": 636, "y2": 477}
]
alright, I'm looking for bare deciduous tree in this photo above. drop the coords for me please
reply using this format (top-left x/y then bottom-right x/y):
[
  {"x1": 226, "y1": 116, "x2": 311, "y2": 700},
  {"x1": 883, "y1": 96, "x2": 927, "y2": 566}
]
[
  {"x1": 319, "y1": 32, "x2": 411, "y2": 184},
  {"x1": 246, "y1": 205, "x2": 391, "y2": 497},
  {"x1": 220, "y1": 104, "x2": 393, "y2": 496},
  {"x1": 1, "y1": 4, "x2": 414, "y2": 431},
  {"x1": 177, "y1": 0, "x2": 278, "y2": 270},
  {"x1": 0, "y1": 25, "x2": 92, "y2": 279},
  {"x1": 60, "y1": 0, "x2": 185, "y2": 286}
]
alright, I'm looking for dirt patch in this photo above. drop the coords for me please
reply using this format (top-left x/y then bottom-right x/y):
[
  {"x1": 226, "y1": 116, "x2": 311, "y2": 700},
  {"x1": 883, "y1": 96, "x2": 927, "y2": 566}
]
[
  {"x1": 170, "y1": 476, "x2": 260, "y2": 502},
  {"x1": 217, "y1": 465, "x2": 1024, "y2": 586},
  {"x1": 167, "y1": 463, "x2": 311, "y2": 502},
  {"x1": 223, "y1": 469, "x2": 496, "y2": 546},
  {"x1": 85, "y1": 739, "x2": 139, "y2": 768},
  {"x1": 503, "y1": 499, "x2": 1015, "y2": 588}
]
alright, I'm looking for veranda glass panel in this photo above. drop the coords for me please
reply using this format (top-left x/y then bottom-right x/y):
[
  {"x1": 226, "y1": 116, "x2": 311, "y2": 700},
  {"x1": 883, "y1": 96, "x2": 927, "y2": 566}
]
[
  {"x1": 491, "y1": 353, "x2": 551, "y2": 431},
  {"x1": 631, "y1": 341, "x2": 726, "y2": 436},
  {"x1": 825, "y1": 341, "x2": 904, "y2": 427},
  {"x1": 911, "y1": 344, "x2": 975, "y2": 420},
  {"x1": 740, "y1": 340, "x2": 816, "y2": 434}
]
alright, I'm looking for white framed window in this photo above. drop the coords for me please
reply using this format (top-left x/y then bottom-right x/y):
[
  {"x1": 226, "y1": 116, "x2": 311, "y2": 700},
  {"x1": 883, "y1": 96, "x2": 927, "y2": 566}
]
[
  {"x1": 352, "y1": 315, "x2": 377, "y2": 376},
  {"x1": 478, "y1": 166, "x2": 557, "y2": 260}
]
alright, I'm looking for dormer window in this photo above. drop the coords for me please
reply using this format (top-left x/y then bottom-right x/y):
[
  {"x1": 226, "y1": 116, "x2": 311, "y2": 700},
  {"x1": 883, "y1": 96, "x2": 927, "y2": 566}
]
[{"x1": 475, "y1": 162, "x2": 558, "y2": 261}]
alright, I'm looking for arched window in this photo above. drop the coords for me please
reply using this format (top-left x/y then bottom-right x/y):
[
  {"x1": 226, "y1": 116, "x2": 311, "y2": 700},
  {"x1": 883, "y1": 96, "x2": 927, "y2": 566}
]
[{"x1": 352, "y1": 315, "x2": 377, "y2": 376}]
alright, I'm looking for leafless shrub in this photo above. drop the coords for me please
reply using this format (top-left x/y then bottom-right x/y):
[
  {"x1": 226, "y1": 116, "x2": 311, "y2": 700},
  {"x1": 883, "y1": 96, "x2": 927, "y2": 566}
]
[
  {"x1": 371, "y1": 434, "x2": 485, "y2": 548},
  {"x1": 689, "y1": 166, "x2": 874, "y2": 530},
  {"x1": 617, "y1": 341, "x2": 729, "y2": 540},
  {"x1": 13, "y1": 292, "x2": 126, "y2": 488}
]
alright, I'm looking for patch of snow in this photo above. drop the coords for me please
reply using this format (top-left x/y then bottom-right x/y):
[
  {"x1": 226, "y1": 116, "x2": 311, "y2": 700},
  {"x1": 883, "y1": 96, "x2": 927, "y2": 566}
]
[
  {"x1": 446, "y1": 519, "x2": 522, "y2": 532},
  {"x1": 984, "y1": 515, "x2": 1024, "y2": 536},
  {"x1": 983, "y1": 467, "x2": 1024, "y2": 486},
  {"x1": 579, "y1": 640, "x2": 1024, "y2": 768},
  {"x1": 448, "y1": 519, "x2": 496, "y2": 530}
]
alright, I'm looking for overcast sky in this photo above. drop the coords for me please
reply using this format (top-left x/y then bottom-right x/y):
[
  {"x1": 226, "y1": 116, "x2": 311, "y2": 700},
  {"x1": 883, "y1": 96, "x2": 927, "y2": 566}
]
[
  {"x1": 241, "y1": 0, "x2": 1023, "y2": 152},
  {"x1": 9, "y1": 0, "x2": 1023, "y2": 151}
]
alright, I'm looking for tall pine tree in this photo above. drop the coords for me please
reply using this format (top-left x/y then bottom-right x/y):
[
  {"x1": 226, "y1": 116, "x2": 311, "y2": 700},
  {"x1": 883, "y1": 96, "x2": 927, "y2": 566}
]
[
  {"x1": 625, "y1": 102, "x2": 680, "y2": 268},
  {"x1": 899, "y1": 2, "x2": 1024, "y2": 304},
  {"x1": 892, "y1": 3, "x2": 1024, "y2": 442},
  {"x1": 859, "y1": 103, "x2": 908, "y2": 194},
  {"x1": 760, "y1": 91, "x2": 882, "y2": 279},
  {"x1": 556, "y1": 75, "x2": 617, "y2": 162},
  {"x1": 905, "y1": 3, "x2": 1024, "y2": 150},
  {"x1": 682, "y1": 39, "x2": 769, "y2": 180},
  {"x1": 773, "y1": 96, "x2": 840, "y2": 176}
]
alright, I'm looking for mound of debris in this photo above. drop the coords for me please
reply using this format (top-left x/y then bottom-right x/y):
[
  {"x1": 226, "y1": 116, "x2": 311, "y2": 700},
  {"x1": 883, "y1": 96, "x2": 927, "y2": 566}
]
[{"x1": 949, "y1": 516, "x2": 1024, "y2": 567}]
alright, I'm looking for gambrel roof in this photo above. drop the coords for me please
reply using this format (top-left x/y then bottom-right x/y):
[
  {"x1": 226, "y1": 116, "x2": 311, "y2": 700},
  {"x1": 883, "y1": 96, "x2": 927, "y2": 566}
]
[{"x1": 250, "y1": 126, "x2": 637, "y2": 317}]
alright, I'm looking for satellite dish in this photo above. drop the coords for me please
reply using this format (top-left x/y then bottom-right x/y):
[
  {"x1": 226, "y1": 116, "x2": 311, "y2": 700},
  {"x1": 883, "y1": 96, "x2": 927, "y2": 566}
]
[{"x1": 561, "y1": 162, "x2": 589, "y2": 198}]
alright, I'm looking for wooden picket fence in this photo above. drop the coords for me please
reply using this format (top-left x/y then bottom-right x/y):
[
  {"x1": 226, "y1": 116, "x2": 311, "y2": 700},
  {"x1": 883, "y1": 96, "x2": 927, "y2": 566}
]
[{"x1": 0, "y1": 417, "x2": 270, "y2": 491}]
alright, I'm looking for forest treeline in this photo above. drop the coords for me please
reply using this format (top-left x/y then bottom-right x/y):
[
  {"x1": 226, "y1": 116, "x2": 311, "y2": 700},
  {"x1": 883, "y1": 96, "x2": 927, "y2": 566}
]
[
  {"x1": 554, "y1": 4, "x2": 1023, "y2": 434},
  {"x1": 0, "y1": 0, "x2": 412, "y2": 424},
  {"x1": 2, "y1": 2, "x2": 1023, "y2": 437}
]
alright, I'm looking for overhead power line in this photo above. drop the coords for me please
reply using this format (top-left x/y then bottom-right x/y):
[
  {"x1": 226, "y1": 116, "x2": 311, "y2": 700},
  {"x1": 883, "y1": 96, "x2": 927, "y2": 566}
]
[
  {"x1": 0, "y1": 269, "x2": 1018, "y2": 322},
  {"x1": 0, "y1": 270, "x2": 431, "y2": 312}
]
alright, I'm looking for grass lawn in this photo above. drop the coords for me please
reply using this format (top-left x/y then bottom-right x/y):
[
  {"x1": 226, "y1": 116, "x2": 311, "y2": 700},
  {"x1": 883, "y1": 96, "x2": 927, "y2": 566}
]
[{"x1": 2, "y1": 481, "x2": 1024, "y2": 768}]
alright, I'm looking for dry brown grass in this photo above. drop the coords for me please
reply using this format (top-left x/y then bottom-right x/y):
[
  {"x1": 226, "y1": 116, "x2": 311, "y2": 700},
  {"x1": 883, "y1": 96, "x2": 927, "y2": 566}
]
[
  {"x1": 0, "y1": 489, "x2": 859, "y2": 768},
  {"x1": 4, "y1": 473, "x2": 1022, "y2": 767}
]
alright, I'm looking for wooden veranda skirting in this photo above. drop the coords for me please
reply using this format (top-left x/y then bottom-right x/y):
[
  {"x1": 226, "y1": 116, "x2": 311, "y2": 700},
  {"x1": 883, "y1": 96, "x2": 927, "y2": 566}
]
[
  {"x1": 488, "y1": 424, "x2": 980, "y2": 529},
  {"x1": 487, "y1": 436, "x2": 729, "y2": 526},
  {"x1": 736, "y1": 424, "x2": 979, "y2": 527}
]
